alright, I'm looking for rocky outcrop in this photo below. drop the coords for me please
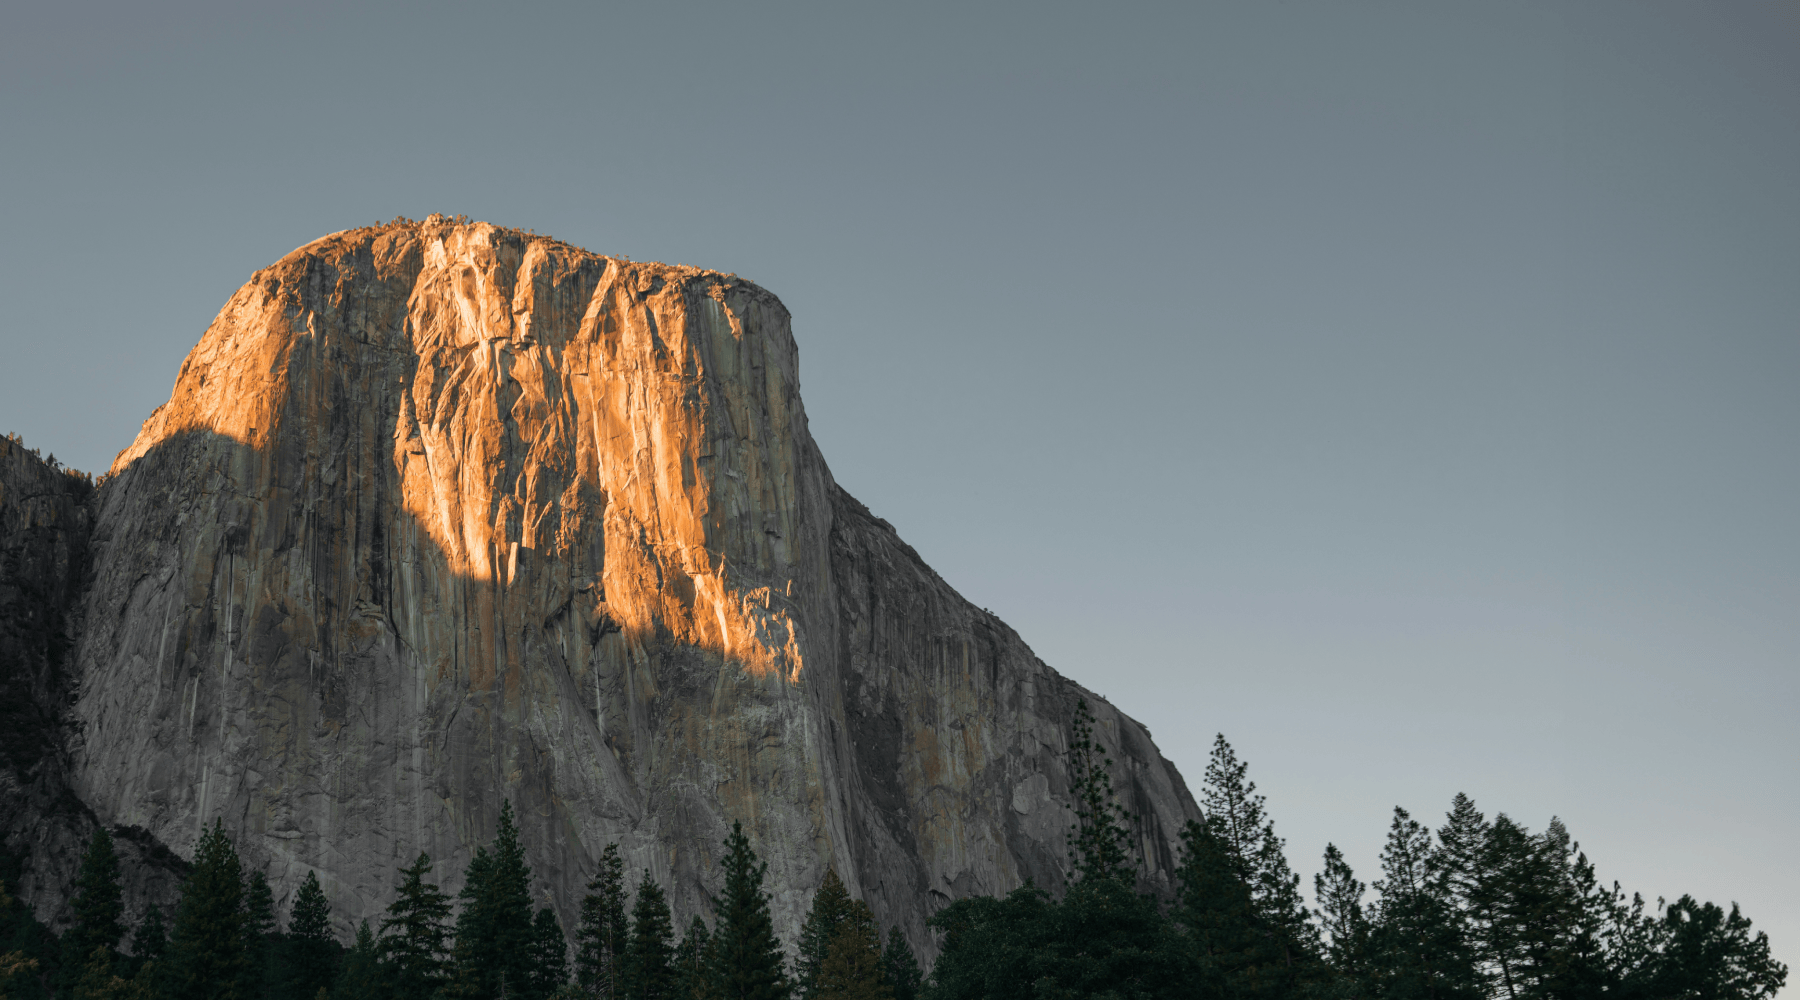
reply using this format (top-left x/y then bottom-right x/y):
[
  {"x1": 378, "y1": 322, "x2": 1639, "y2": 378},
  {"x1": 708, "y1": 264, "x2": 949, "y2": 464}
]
[
  {"x1": 8, "y1": 218, "x2": 1199, "y2": 952},
  {"x1": 0, "y1": 438, "x2": 189, "y2": 931}
]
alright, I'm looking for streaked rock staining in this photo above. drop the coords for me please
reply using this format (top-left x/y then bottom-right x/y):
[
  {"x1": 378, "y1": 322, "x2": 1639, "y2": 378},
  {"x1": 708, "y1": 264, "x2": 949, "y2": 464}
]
[{"x1": 5, "y1": 217, "x2": 1199, "y2": 952}]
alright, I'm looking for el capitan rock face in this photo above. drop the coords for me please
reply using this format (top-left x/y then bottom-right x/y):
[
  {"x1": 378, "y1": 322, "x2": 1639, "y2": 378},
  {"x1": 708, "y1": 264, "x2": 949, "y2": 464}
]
[{"x1": 10, "y1": 218, "x2": 1199, "y2": 949}]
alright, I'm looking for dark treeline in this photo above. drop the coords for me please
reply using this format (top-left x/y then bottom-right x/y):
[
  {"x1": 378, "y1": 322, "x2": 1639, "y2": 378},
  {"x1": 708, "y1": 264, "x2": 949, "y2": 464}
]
[
  {"x1": 0, "y1": 703, "x2": 1783, "y2": 1000},
  {"x1": 925, "y1": 704, "x2": 1786, "y2": 1000}
]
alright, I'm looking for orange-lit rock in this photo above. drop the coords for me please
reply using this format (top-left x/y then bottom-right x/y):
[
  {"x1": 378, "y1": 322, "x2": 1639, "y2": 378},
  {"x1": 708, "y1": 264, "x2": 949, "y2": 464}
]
[{"x1": 54, "y1": 218, "x2": 1199, "y2": 949}]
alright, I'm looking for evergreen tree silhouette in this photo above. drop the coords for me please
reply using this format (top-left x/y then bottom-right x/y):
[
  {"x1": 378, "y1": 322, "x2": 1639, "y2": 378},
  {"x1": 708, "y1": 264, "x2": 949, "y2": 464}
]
[
  {"x1": 529, "y1": 906, "x2": 570, "y2": 998},
  {"x1": 813, "y1": 899, "x2": 887, "y2": 1000},
  {"x1": 710, "y1": 822, "x2": 789, "y2": 1000},
  {"x1": 164, "y1": 819, "x2": 250, "y2": 1000},
  {"x1": 1066, "y1": 700, "x2": 1133, "y2": 882},
  {"x1": 673, "y1": 916, "x2": 718, "y2": 1000},
  {"x1": 450, "y1": 801, "x2": 537, "y2": 999},
  {"x1": 1366, "y1": 807, "x2": 1481, "y2": 1000},
  {"x1": 1314, "y1": 843, "x2": 1371, "y2": 978},
  {"x1": 1201, "y1": 733, "x2": 1319, "y2": 973},
  {"x1": 576, "y1": 843, "x2": 630, "y2": 999},
  {"x1": 379, "y1": 854, "x2": 452, "y2": 1000},
  {"x1": 332, "y1": 921, "x2": 382, "y2": 1000},
  {"x1": 877, "y1": 929, "x2": 919, "y2": 1000},
  {"x1": 129, "y1": 903, "x2": 169, "y2": 976},
  {"x1": 794, "y1": 868, "x2": 852, "y2": 999},
  {"x1": 286, "y1": 872, "x2": 337, "y2": 1000},
  {"x1": 1174, "y1": 818, "x2": 1278, "y2": 1000},
  {"x1": 625, "y1": 871, "x2": 674, "y2": 1000},
  {"x1": 59, "y1": 828, "x2": 125, "y2": 993},
  {"x1": 242, "y1": 869, "x2": 277, "y2": 998},
  {"x1": 1647, "y1": 896, "x2": 1786, "y2": 1000}
]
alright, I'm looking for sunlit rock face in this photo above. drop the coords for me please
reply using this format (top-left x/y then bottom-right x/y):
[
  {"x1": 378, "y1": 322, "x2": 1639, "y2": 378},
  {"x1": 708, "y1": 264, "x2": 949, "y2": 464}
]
[{"x1": 60, "y1": 218, "x2": 1200, "y2": 950}]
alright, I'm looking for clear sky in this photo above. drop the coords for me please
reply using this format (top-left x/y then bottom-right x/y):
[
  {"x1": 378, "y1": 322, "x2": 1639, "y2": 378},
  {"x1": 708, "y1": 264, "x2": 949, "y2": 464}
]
[{"x1": 4, "y1": 0, "x2": 1795, "y2": 971}]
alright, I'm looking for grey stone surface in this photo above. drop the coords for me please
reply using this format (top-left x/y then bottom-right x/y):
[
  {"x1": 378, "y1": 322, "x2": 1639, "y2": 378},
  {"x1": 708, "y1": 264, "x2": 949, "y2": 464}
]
[{"x1": 4, "y1": 219, "x2": 1201, "y2": 956}]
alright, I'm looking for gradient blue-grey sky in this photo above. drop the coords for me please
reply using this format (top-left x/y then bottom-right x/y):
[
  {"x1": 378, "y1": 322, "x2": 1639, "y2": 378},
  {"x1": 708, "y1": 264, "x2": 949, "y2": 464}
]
[{"x1": 4, "y1": 0, "x2": 1795, "y2": 969}]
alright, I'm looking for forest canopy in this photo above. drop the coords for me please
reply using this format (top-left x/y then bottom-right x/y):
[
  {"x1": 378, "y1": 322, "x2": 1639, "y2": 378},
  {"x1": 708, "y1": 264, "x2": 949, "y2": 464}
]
[{"x1": 0, "y1": 702, "x2": 1782, "y2": 1000}]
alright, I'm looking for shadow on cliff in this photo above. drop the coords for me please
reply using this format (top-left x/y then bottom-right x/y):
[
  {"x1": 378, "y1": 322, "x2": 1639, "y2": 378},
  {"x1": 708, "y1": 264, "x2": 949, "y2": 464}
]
[
  {"x1": 0, "y1": 436, "x2": 192, "y2": 933},
  {"x1": 72, "y1": 423, "x2": 806, "y2": 933},
  {"x1": 49, "y1": 421, "x2": 1198, "y2": 951}
]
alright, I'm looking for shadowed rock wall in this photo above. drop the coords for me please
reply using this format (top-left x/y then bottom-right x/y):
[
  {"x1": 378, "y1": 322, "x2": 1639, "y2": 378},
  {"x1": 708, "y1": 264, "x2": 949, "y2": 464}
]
[{"x1": 10, "y1": 219, "x2": 1200, "y2": 954}]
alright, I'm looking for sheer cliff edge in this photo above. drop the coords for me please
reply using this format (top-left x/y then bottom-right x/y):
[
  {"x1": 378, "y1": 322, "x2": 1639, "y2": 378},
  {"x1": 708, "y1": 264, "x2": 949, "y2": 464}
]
[{"x1": 5, "y1": 219, "x2": 1200, "y2": 953}]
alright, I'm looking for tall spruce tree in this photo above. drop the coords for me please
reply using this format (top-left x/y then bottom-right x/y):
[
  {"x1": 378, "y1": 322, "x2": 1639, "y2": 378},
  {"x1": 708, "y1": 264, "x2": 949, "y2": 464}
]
[
  {"x1": 1367, "y1": 807, "x2": 1481, "y2": 1000},
  {"x1": 1174, "y1": 818, "x2": 1281, "y2": 1000},
  {"x1": 1201, "y1": 734, "x2": 1268, "y2": 880},
  {"x1": 165, "y1": 818, "x2": 250, "y2": 1000},
  {"x1": 450, "y1": 801, "x2": 537, "y2": 999},
  {"x1": 877, "y1": 929, "x2": 919, "y2": 1000},
  {"x1": 813, "y1": 900, "x2": 887, "y2": 1000},
  {"x1": 1066, "y1": 700, "x2": 1133, "y2": 882},
  {"x1": 673, "y1": 917, "x2": 717, "y2": 1000},
  {"x1": 625, "y1": 872, "x2": 675, "y2": 1000},
  {"x1": 379, "y1": 853, "x2": 452, "y2": 1000},
  {"x1": 1469, "y1": 814, "x2": 1566, "y2": 1000},
  {"x1": 59, "y1": 827, "x2": 125, "y2": 992},
  {"x1": 710, "y1": 822, "x2": 789, "y2": 1000},
  {"x1": 1200, "y1": 734, "x2": 1319, "y2": 978},
  {"x1": 1538, "y1": 834, "x2": 1619, "y2": 1000},
  {"x1": 530, "y1": 907, "x2": 570, "y2": 999},
  {"x1": 332, "y1": 921, "x2": 382, "y2": 1000},
  {"x1": 287, "y1": 872, "x2": 337, "y2": 1000},
  {"x1": 795, "y1": 868, "x2": 853, "y2": 999},
  {"x1": 576, "y1": 843, "x2": 630, "y2": 1000},
  {"x1": 1316, "y1": 843, "x2": 1371, "y2": 981},
  {"x1": 1433, "y1": 794, "x2": 1488, "y2": 919},
  {"x1": 243, "y1": 870, "x2": 278, "y2": 999}
]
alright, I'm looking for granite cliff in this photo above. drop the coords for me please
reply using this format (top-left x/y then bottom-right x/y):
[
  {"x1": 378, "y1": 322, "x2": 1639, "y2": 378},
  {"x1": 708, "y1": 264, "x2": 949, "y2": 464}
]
[{"x1": 2, "y1": 218, "x2": 1200, "y2": 952}]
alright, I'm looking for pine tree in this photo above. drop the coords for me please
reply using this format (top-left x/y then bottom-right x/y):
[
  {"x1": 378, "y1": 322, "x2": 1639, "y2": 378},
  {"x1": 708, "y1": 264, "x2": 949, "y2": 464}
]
[
  {"x1": 1174, "y1": 818, "x2": 1281, "y2": 1000},
  {"x1": 1200, "y1": 734, "x2": 1318, "y2": 978},
  {"x1": 1470, "y1": 814, "x2": 1565, "y2": 1000},
  {"x1": 1367, "y1": 807, "x2": 1481, "y2": 1000},
  {"x1": 242, "y1": 870, "x2": 278, "y2": 999},
  {"x1": 243, "y1": 872, "x2": 276, "y2": 940},
  {"x1": 451, "y1": 801, "x2": 538, "y2": 999},
  {"x1": 1202, "y1": 733, "x2": 1268, "y2": 880},
  {"x1": 129, "y1": 904, "x2": 168, "y2": 975},
  {"x1": 165, "y1": 818, "x2": 250, "y2": 1000},
  {"x1": 928, "y1": 874, "x2": 1184, "y2": 1000},
  {"x1": 332, "y1": 921, "x2": 382, "y2": 1000},
  {"x1": 794, "y1": 868, "x2": 853, "y2": 999},
  {"x1": 877, "y1": 929, "x2": 919, "y2": 1000},
  {"x1": 1433, "y1": 794, "x2": 1488, "y2": 917},
  {"x1": 710, "y1": 822, "x2": 789, "y2": 1000},
  {"x1": 625, "y1": 871, "x2": 675, "y2": 1000},
  {"x1": 1066, "y1": 700, "x2": 1133, "y2": 882},
  {"x1": 1316, "y1": 843, "x2": 1370, "y2": 979},
  {"x1": 813, "y1": 900, "x2": 887, "y2": 1000},
  {"x1": 575, "y1": 843, "x2": 629, "y2": 1000},
  {"x1": 60, "y1": 827, "x2": 125, "y2": 992},
  {"x1": 673, "y1": 917, "x2": 717, "y2": 1000},
  {"x1": 71, "y1": 944, "x2": 134, "y2": 1000},
  {"x1": 284, "y1": 872, "x2": 336, "y2": 1000},
  {"x1": 1537, "y1": 835, "x2": 1619, "y2": 1000},
  {"x1": 530, "y1": 908, "x2": 570, "y2": 999},
  {"x1": 1645, "y1": 896, "x2": 1786, "y2": 1000},
  {"x1": 379, "y1": 854, "x2": 452, "y2": 1000}
]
